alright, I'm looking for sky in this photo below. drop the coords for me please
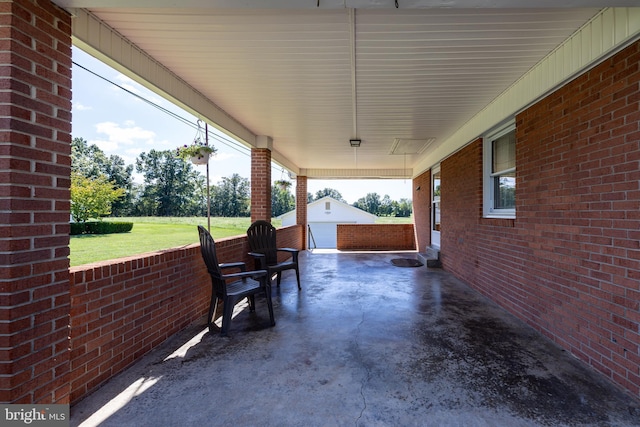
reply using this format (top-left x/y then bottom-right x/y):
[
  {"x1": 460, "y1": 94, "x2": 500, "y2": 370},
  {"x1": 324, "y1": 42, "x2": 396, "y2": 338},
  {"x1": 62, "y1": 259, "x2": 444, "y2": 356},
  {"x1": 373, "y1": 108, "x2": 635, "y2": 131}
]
[{"x1": 71, "y1": 47, "x2": 413, "y2": 205}]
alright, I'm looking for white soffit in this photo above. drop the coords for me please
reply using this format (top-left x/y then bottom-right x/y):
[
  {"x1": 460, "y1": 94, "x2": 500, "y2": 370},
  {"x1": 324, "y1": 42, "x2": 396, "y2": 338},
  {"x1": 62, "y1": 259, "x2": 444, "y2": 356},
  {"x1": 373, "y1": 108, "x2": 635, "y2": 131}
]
[
  {"x1": 53, "y1": 1, "x2": 640, "y2": 8},
  {"x1": 61, "y1": 2, "x2": 640, "y2": 178},
  {"x1": 414, "y1": 7, "x2": 640, "y2": 174},
  {"x1": 390, "y1": 138, "x2": 436, "y2": 155}
]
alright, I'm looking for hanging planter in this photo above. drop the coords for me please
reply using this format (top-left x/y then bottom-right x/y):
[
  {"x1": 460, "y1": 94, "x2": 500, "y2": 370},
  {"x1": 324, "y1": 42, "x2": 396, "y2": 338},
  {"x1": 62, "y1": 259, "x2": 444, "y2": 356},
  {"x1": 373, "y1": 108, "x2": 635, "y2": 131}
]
[
  {"x1": 176, "y1": 120, "x2": 216, "y2": 165},
  {"x1": 189, "y1": 149, "x2": 211, "y2": 165},
  {"x1": 275, "y1": 179, "x2": 291, "y2": 191},
  {"x1": 177, "y1": 143, "x2": 215, "y2": 165},
  {"x1": 177, "y1": 119, "x2": 214, "y2": 232}
]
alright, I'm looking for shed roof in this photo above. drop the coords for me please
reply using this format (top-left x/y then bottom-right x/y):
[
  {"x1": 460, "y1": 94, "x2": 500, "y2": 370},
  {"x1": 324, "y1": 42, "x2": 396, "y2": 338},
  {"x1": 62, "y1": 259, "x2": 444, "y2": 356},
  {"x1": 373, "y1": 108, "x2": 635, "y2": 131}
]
[{"x1": 280, "y1": 196, "x2": 377, "y2": 222}]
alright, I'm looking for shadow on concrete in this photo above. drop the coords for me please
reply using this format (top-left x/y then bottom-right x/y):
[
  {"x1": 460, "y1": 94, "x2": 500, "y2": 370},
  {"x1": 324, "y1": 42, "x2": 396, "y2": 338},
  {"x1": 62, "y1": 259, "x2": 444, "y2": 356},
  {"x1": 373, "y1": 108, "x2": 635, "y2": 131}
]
[{"x1": 71, "y1": 251, "x2": 640, "y2": 427}]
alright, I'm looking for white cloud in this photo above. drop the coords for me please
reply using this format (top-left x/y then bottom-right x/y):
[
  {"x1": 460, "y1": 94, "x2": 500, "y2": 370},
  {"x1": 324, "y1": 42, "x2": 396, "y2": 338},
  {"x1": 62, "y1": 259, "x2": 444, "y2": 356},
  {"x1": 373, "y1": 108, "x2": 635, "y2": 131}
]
[
  {"x1": 147, "y1": 138, "x2": 172, "y2": 148},
  {"x1": 122, "y1": 147, "x2": 145, "y2": 166},
  {"x1": 93, "y1": 121, "x2": 157, "y2": 153},
  {"x1": 125, "y1": 147, "x2": 145, "y2": 157},
  {"x1": 73, "y1": 101, "x2": 92, "y2": 111},
  {"x1": 113, "y1": 74, "x2": 143, "y2": 96},
  {"x1": 209, "y1": 174, "x2": 225, "y2": 185},
  {"x1": 211, "y1": 151, "x2": 234, "y2": 162},
  {"x1": 114, "y1": 73, "x2": 165, "y2": 105},
  {"x1": 91, "y1": 139, "x2": 120, "y2": 152}
]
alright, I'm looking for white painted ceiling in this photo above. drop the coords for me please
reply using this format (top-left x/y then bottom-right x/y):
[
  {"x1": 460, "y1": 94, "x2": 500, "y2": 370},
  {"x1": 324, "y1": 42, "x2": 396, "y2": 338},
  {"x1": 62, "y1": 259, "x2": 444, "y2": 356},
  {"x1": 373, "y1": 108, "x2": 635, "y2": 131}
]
[{"x1": 54, "y1": 1, "x2": 612, "y2": 177}]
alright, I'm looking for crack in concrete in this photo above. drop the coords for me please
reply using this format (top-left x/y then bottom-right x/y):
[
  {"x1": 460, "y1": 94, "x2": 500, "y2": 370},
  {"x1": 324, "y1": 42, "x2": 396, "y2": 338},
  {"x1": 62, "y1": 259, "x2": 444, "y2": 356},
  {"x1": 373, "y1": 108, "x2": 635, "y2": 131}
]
[{"x1": 353, "y1": 274, "x2": 370, "y2": 427}]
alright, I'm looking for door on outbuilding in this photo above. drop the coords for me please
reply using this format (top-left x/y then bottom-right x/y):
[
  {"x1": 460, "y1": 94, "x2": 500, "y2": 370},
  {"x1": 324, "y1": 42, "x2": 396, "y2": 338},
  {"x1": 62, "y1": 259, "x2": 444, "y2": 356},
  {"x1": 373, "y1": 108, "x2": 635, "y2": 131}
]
[{"x1": 308, "y1": 222, "x2": 337, "y2": 248}]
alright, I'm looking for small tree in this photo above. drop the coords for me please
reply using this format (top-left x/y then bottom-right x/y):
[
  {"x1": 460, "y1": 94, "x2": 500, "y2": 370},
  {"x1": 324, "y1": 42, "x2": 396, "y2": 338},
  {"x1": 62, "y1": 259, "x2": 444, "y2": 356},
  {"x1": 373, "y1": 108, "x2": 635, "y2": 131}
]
[
  {"x1": 211, "y1": 173, "x2": 250, "y2": 217},
  {"x1": 313, "y1": 188, "x2": 345, "y2": 202},
  {"x1": 272, "y1": 180, "x2": 295, "y2": 217},
  {"x1": 71, "y1": 172, "x2": 125, "y2": 222},
  {"x1": 72, "y1": 137, "x2": 134, "y2": 216},
  {"x1": 353, "y1": 192, "x2": 382, "y2": 215}
]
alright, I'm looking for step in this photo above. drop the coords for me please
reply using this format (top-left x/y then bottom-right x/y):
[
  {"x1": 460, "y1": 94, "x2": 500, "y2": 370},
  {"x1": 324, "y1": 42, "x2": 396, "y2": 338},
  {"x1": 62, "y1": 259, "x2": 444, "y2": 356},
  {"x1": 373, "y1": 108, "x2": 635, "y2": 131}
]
[{"x1": 417, "y1": 247, "x2": 442, "y2": 268}]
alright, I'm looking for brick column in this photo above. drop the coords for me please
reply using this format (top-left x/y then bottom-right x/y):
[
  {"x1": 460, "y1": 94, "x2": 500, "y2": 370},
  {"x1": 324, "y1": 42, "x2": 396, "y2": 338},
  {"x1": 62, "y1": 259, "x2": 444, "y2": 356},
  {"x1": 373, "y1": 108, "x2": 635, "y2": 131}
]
[
  {"x1": 0, "y1": 0, "x2": 72, "y2": 403},
  {"x1": 250, "y1": 136, "x2": 272, "y2": 222},
  {"x1": 412, "y1": 170, "x2": 432, "y2": 252},
  {"x1": 296, "y1": 176, "x2": 307, "y2": 248}
]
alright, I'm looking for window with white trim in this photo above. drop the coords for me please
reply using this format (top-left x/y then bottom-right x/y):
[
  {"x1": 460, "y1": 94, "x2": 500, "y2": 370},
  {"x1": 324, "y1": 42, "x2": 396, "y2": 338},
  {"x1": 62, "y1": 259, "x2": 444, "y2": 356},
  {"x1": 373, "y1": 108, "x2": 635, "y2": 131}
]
[{"x1": 483, "y1": 122, "x2": 516, "y2": 218}]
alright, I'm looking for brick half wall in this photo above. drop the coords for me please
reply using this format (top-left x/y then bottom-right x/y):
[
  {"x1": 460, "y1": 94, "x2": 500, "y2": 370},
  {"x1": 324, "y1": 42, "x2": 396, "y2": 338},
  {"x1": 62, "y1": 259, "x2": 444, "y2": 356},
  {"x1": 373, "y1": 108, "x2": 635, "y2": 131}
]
[
  {"x1": 69, "y1": 225, "x2": 303, "y2": 404},
  {"x1": 337, "y1": 224, "x2": 416, "y2": 251}
]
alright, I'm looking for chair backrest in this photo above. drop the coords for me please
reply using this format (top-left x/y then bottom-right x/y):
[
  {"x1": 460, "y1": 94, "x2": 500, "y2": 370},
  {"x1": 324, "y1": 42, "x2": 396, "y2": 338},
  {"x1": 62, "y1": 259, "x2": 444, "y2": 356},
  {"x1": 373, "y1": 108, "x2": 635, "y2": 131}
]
[
  {"x1": 247, "y1": 220, "x2": 278, "y2": 265},
  {"x1": 197, "y1": 226, "x2": 225, "y2": 293}
]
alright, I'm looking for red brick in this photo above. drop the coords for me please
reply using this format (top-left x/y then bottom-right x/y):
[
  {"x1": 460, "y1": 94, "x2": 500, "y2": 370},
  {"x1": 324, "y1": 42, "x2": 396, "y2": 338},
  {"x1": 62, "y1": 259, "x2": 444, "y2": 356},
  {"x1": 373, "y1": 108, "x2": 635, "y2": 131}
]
[
  {"x1": 439, "y1": 41, "x2": 640, "y2": 401},
  {"x1": 1, "y1": 0, "x2": 72, "y2": 404},
  {"x1": 250, "y1": 148, "x2": 272, "y2": 221}
]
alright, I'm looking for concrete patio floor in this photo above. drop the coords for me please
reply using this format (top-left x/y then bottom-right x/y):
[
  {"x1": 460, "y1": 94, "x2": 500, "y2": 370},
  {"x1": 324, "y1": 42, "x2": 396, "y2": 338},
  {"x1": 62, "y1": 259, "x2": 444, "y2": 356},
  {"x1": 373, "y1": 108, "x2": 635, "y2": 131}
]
[{"x1": 71, "y1": 251, "x2": 640, "y2": 427}]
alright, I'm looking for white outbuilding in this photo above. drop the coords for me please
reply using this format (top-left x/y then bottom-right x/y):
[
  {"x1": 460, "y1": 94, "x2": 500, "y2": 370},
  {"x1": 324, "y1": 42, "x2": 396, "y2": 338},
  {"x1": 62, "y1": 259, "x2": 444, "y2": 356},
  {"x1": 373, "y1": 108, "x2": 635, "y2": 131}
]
[{"x1": 280, "y1": 196, "x2": 377, "y2": 249}]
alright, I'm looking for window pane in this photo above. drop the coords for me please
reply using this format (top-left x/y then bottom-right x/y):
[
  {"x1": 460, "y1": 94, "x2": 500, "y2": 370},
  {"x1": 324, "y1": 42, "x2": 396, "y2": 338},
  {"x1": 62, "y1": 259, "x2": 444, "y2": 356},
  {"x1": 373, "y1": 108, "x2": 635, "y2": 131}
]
[
  {"x1": 493, "y1": 173, "x2": 515, "y2": 209},
  {"x1": 432, "y1": 201, "x2": 441, "y2": 232},
  {"x1": 484, "y1": 122, "x2": 516, "y2": 217},
  {"x1": 492, "y1": 131, "x2": 515, "y2": 173}
]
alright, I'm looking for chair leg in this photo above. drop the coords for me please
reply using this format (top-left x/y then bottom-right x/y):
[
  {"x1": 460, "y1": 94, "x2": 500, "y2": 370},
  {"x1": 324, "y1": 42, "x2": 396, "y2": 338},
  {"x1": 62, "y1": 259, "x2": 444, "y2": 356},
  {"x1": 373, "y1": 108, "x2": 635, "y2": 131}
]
[
  {"x1": 208, "y1": 293, "x2": 218, "y2": 332},
  {"x1": 295, "y1": 268, "x2": 301, "y2": 290},
  {"x1": 220, "y1": 297, "x2": 236, "y2": 336},
  {"x1": 267, "y1": 271, "x2": 275, "y2": 288},
  {"x1": 265, "y1": 289, "x2": 275, "y2": 327},
  {"x1": 248, "y1": 295, "x2": 256, "y2": 312},
  {"x1": 276, "y1": 272, "x2": 282, "y2": 286}
]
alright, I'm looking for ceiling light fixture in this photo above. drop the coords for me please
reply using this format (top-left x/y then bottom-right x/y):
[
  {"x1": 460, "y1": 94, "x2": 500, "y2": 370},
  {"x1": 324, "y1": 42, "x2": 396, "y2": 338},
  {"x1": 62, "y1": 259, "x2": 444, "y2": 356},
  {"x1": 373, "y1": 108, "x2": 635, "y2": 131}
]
[{"x1": 350, "y1": 139, "x2": 361, "y2": 147}]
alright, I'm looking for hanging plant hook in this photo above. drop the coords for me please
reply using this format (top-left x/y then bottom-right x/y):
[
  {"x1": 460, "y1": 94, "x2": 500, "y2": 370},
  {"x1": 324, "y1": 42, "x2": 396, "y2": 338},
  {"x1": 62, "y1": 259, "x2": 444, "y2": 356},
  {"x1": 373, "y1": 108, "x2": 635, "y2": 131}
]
[
  {"x1": 194, "y1": 119, "x2": 205, "y2": 145},
  {"x1": 176, "y1": 119, "x2": 216, "y2": 162}
]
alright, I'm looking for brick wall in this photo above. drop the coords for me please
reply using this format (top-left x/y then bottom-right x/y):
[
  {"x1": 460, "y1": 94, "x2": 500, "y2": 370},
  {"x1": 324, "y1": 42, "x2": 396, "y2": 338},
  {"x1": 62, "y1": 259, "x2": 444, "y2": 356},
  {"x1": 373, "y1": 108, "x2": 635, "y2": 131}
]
[
  {"x1": 440, "y1": 41, "x2": 640, "y2": 398},
  {"x1": 69, "y1": 244, "x2": 207, "y2": 404},
  {"x1": 0, "y1": 0, "x2": 72, "y2": 403},
  {"x1": 275, "y1": 224, "x2": 303, "y2": 255},
  {"x1": 440, "y1": 138, "x2": 485, "y2": 287},
  {"x1": 69, "y1": 225, "x2": 303, "y2": 404},
  {"x1": 337, "y1": 224, "x2": 416, "y2": 251},
  {"x1": 412, "y1": 170, "x2": 432, "y2": 252},
  {"x1": 251, "y1": 148, "x2": 271, "y2": 221},
  {"x1": 296, "y1": 176, "x2": 307, "y2": 246}
]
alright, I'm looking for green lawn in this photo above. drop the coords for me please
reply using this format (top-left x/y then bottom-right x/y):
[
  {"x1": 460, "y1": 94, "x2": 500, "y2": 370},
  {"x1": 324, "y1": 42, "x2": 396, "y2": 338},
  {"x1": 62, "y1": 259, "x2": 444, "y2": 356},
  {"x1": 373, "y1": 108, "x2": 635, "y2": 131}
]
[
  {"x1": 374, "y1": 216, "x2": 413, "y2": 224},
  {"x1": 69, "y1": 216, "x2": 411, "y2": 267},
  {"x1": 69, "y1": 217, "x2": 277, "y2": 267}
]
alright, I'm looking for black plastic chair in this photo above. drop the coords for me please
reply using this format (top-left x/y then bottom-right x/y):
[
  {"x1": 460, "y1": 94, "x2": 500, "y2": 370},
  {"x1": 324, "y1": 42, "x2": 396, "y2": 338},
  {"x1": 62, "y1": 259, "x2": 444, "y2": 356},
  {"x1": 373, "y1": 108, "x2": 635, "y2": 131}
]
[
  {"x1": 247, "y1": 220, "x2": 301, "y2": 290},
  {"x1": 197, "y1": 225, "x2": 275, "y2": 336}
]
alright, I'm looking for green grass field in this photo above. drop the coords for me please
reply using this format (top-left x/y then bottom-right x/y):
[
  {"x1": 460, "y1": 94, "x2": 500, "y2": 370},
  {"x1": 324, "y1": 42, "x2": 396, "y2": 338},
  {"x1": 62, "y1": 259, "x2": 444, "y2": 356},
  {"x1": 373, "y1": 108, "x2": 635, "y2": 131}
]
[
  {"x1": 69, "y1": 216, "x2": 411, "y2": 267},
  {"x1": 69, "y1": 217, "x2": 272, "y2": 267}
]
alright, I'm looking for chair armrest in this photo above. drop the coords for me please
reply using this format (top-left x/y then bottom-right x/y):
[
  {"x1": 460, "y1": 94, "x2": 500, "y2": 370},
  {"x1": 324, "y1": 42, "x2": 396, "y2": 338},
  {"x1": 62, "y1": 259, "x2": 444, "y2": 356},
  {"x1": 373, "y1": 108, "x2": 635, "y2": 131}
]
[
  {"x1": 221, "y1": 269, "x2": 268, "y2": 281},
  {"x1": 247, "y1": 252, "x2": 266, "y2": 258},
  {"x1": 277, "y1": 247, "x2": 299, "y2": 262},
  {"x1": 248, "y1": 252, "x2": 268, "y2": 269},
  {"x1": 277, "y1": 248, "x2": 299, "y2": 254},
  {"x1": 219, "y1": 262, "x2": 246, "y2": 272}
]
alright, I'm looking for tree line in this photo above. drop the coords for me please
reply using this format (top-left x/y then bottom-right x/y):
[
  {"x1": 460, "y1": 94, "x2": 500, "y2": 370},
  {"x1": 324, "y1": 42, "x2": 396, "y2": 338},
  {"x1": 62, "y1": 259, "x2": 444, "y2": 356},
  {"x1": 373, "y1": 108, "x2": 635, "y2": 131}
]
[
  {"x1": 70, "y1": 137, "x2": 412, "y2": 221},
  {"x1": 310, "y1": 189, "x2": 412, "y2": 218}
]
